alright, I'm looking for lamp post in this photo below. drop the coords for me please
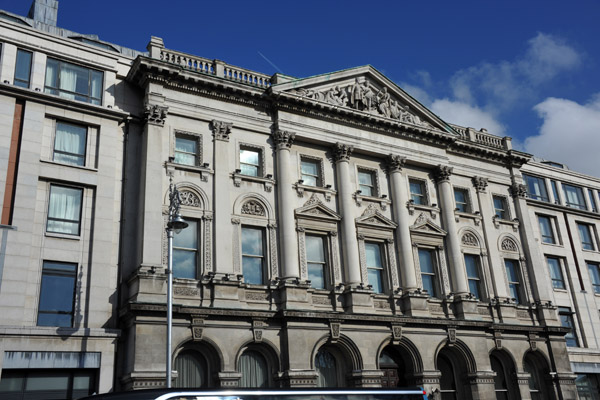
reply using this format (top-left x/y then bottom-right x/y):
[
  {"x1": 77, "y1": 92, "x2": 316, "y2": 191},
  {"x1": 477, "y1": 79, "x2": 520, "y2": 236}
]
[{"x1": 166, "y1": 174, "x2": 188, "y2": 388}]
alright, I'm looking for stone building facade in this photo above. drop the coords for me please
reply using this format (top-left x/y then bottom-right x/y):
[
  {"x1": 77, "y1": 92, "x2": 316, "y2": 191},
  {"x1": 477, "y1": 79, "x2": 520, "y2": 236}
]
[{"x1": 0, "y1": 1, "x2": 599, "y2": 399}]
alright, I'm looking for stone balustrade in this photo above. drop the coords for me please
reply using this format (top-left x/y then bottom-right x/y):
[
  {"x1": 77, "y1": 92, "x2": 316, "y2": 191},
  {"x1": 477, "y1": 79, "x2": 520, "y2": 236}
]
[{"x1": 450, "y1": 124, "x2": 512, "y2": 150}]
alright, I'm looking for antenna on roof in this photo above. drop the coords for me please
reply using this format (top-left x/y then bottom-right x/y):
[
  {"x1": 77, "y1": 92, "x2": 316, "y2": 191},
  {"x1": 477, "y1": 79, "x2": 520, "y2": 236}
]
[{"x1": 258, "y1": 51, "x2": 283, "y2": 74}]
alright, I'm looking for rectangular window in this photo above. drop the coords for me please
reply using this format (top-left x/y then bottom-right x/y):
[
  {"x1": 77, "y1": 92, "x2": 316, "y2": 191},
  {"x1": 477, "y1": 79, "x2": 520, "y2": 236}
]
[
  {"x1": 358, "y1": 169, "x2": 377, "y2": 197},
  {"x1": 44, "y1": 58, "x2": 103, "y2": 105},
  {"x1": 242, "y1": 226, "x2": 265, "y2": 285},
  {"x1": 306, "y1": 235, "x2": 327, "y2": 289},
  {"x1": 577, "y1": 223, "x2": 596, "y2": 251},
  {"x1": 587, "y1": 262, "x2": 600, "y2": 294},
  {"x1": 493, "y1": 196, "x2": 508, "y2": 219},
  {"x1": 47, "y1": 185, "x2": 83, "y2": 235},
  {"x1": 239, "y1": 147, "x2": 261, "y2": 177},
  {"x1": 418, "y1": 248, "x2": 437, "y2": 297},
  {"x1": 14, "y1": 49, "x2": 32, "y2": 88},
  {"x1": 37, "y1": 261, "x2": 77, "y2": 327},
  {"x1": 454, "y1": 188, "x2": 470, "y2": 213},
  {"x1": 588, "y1": 189, "x2": 598, "y2": 213},
  {"x1": 300, "y1": 158, "x2": 321, "y2": 187},
  {"x1": 464, "y1": 254, "x2": 482, "y2": 299},
  {"x1": 558, "y1": 307, "x2": 579, "y2": 347},
  {"x1": 550, "y1": 180, "x2": 561, "y2": 204},
  {"x1": 53, "y1": 121, "x2": 87, "y2": 166},
  {"x1": 538, "y1": 215, "x2": 556, "y2": 244},
  {"x1": 504, "y1": 259, "x2": 523, "y2": 304},
  {"x1": 173, "y1": 219, "x2": 197, "y2": 279},
  {"x1": 409, "y1": 179, "x2": 427, "y2": 205},
  {"x1": 365, "y1": 242, "x2": 384, "y2": 293},
  {"x1": 563, "y1": 184, "x2": 587, "y2": 210},
  {"x1": 547, "y1": 256, "x2": 565, "y2": 289},
  {"x1": 0, "y1": 369, "x2": 96, "y2": 399},
  {"x1": 523, "y1": 174, "x2": 549, "y2": 202},
  {"x1": 174, "y1": 135, "x2": 199, "y2": 166}
]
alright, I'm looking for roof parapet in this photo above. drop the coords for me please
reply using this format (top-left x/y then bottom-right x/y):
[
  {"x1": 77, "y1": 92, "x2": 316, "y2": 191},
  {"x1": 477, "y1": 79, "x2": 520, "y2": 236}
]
[{"x1": 27, "y1": 0, "x2": 58, "y2": 27}]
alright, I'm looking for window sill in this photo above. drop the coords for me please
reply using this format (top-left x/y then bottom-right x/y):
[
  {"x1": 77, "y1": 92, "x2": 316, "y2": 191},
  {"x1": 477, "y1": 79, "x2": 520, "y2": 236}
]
[
  {"x1": 354, "y1": 192, "x2": 391, "y2": 210},
  {"x1": 552, "y1": 288, "x2": 568, "y2": 293},
  {"x1": 407, "y1": 202, "x2": 439, "y2": 219},
  {"x1": 294, "y1": 182, "x2": 336, "y2": 202},
  {"x1": 167, "y1": 162, "x2": 212, "y2": 182},
  {"x1": 45, "y1": 231, "x2": 81, "y2": 241},
  {"x1": 581, "y1": 248, "x2": 600, "y2": 254},
  {"x1": 540, "y1": 241, "x2": 563, "y2": 248},
  {"x1": 231, "y1": 171, "x2": 274, "y2": 192},
  {"x1": 454, "y1": 210, "x2": 482, "y2": 226},
  {"x1": 492, "y1": 216, "x2": 519, "y2": 231},
  {"x1": 40, "y1": 159, "x2": 98, "y2": 172}
]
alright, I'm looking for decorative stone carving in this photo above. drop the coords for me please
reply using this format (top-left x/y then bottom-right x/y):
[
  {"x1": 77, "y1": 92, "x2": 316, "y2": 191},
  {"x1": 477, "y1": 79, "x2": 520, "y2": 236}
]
[
  {"x1": 179, "y1": 190, "x2": 201, "y2": 207},
  {"x1": 253, "y1": 329, "x2": 263, "y2": 342},
  {"x1": 332, "y1": 142, "x2": 353, "y2": 162},
  {"x1": 174, "y1": 287, "x2": 199, "y2": 296},
  {"x1": 241, "y1": 200, "x2": 266, "y2": 216},
  {"x1": 192, "y1": 327, "x2": 203, "y2": 341},
  {"x1": 246, "y1": 292, "x2": 268, "y2": 301},
  {"x1": 472, "y1": 176, "x2": 488, "y2": 193},
  {"x1": 509, "y1": 182, "x2": 527, "y2": 198},
  {"x1": 391, "y1": 325, "x2": 402, "y2": 341},
  {"x1": 461, "y1": 232, "x2": 479, "y2": 247},
  {"x1": 330, "y1": 322, "x2": 341, "y2": 341},
  {"x1": 374, "y1": 300, "x2": 391, "y2": 309},
  {"x1": 272, "y1": 130, "x2": 295, "y2": 149},
  {"x1": 434, "y1": 165, "x2": 453, "y2": 183},
  {"x1": 211, "y1": 120, "x2": 233, "y2": 141},
  {"x1": 144, "y1": 104, "x2": 168, "y2": 126},
  {"x1": 448, "y1": 328, "x2": 457, "y2": 344},
  {"x1": 386, "y1": 154, "x2": 406, "y2": 172},
  {"x1": 501, "y1": 237, "x2": 518, "y2": 252}
]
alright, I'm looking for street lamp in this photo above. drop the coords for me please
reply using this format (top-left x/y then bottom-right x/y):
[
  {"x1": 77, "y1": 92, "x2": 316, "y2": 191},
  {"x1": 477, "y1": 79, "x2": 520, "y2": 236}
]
[{"x1": 166, "y1": 174, "x2": 188, "y2": 388}]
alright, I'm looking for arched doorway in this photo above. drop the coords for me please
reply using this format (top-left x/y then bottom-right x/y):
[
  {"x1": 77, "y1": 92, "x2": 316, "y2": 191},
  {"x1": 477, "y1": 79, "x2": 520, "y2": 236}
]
[
  {"x1": 523, "y1": 352, "x2": 555, "y2": 400},
  {"x1": 315, "y1": 346, "x2": 349, "y2": 387},
  {"x1": 378, "y1": 345, "x2": 417, "y2": 387},
  {"x1": 490, "y1": 350, "x2": 520, "y2": 400},
  {"x1": 173, "y1": 350, "x2": 208, "y2": 388},
  {"x1": 436, "y1": 345, "x2": 473, "y2": 400},
  {"x1": 239, "y1": 350, "x2": 269, "y2": 388}
]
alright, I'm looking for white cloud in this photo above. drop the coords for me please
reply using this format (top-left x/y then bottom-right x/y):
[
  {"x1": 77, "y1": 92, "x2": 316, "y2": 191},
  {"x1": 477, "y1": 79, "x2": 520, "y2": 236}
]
[
  {"x1": 519, "y1": 33, "x2": 582, "y2": 84},
  {"x1": 431, "y1": 98, "x2": 505, "y2": 135},
  {"x1": 400, "y1": 82, "x2": 432, "y2": 106},
  {"x1": 525, "y1": 94, "x2": 600, "y2": 176}
]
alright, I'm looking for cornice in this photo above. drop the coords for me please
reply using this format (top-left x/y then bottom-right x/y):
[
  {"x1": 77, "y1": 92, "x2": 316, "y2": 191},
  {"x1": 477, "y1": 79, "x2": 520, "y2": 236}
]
[
  {"x1": 449, "y1": 138, "x2": 532, "y2": 166},
  {"x1": 0, "y1": 83, "x2": 129, "y2": 121}
]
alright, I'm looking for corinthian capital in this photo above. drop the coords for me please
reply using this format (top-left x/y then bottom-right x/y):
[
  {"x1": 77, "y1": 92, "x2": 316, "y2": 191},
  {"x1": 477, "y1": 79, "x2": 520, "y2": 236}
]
[
  {"x1": 211, "y1": 120, "x2": 233, "y2": 141},
  {"x1": 333, "y1": 142, "x2": 353, "y2": 162},
  {"x1": 386, "y1": 154, "x2": 406, "y2": 173},
  {"x1": 433, "y1": 165, "x2": 453, "y2": 183},
  {"x1": 472, "y1": 176, "x2": 488, "y2": 193},
  {"x1": 144, "y1": 104, "x2": 168, "y2": 126},
  {"x1": 509, "y1": 182, "x2": 527, "y2": 198},
  {"x1": 272, "y1": 130, "x2": 295, "y2": 150}
]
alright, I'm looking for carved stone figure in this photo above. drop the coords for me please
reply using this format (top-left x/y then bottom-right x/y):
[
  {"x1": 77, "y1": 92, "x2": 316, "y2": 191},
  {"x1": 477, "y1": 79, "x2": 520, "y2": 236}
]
[
  {"x1": 461, "y1": 232, "x2": 478, "y2": 247},
  {"x1": 350, "y1": 78, "x2": 364, "y2": 110},
  {"x1": 376, "y1": 87, "x2": 391, "y2": 117},
  {"x1": 241, "y1": 200, "x2": 266, "y2": 216}
]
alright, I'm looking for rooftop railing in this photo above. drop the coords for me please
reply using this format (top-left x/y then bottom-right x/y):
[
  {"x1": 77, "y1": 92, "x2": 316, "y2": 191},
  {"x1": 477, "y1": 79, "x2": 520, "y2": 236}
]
[
  {"x1": 148, "y1": 37, "x2": 271, "y2": 88},
  {"x1": 450, "y1": 124, "x2": 512, "y2": 150}
]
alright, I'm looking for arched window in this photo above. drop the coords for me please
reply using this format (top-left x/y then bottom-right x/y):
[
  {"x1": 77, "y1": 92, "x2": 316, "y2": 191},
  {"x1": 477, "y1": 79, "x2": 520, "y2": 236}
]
[
  {"x1": 438, "y1": 352, "x2": 457, "y2": 400},
  {"x1": 523, "y1": 352, "x2": 555, "y2": 400},
  {"x1": 315, "y1": 349, "x2": 338, "y2": 387},
  {"x1": 490, "y1": 351, "x2": 519, "y2": 400},
  {"x1": 379, "y1": 347, "x2": 410, "y2": 388},
  {"x1": 239, "y1": 350, "x2": 268, "y2": 388},
  {"x1": 174, "y1": 351, "x2": 207, "y2": 388}
]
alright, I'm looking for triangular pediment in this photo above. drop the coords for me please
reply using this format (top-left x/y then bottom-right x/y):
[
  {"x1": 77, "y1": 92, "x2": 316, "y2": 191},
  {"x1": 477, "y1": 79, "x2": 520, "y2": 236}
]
[
  {"x1": 295, "y1": 194, "x2": 341, "y2": 221},
  {"x1": 355, "y1": 204, "x2": 397, "y2": 230},
  {"x1": 410, "y1": 212, "x2": 447, "y2": 236},
  {"x1": 271, "y1": 65, "x2": 454, "y2": 133}
]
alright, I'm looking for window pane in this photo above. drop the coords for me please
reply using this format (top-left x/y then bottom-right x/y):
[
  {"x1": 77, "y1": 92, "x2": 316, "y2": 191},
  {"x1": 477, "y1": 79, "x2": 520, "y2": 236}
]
[
  {"x1": 54, "y1": 122, "x2": 87, "y2": 166},
  {"x1": 454, "y1": 189, "x2": 468, "y2": 212},
  {"x1": 464, "y1": 255, "x2": 479, "y2": 278},
  {"x1": 588, "y1": 263, "x2": 600, "y2": 294},
  {"x1": 493, "y1": 196, "x2": 506, "y2": 218},
  {"x1": 173, "y1": 250, "x2": 197, "y2": 279},
  {"x1": 547, "y1": 257, "x2": 565, "y2": 289},
  {"x1": 368, "y1": 268, "x2": 383, "y2": 293},
  {"x1": 504, "y1": 260, "x2": 518, "y2": 282},
  {"x1": 588, "y1": 189, "x2": 598, "y2": 212},
  {"x1": 240, "y1": 149, "x2": 259, "y2": 165},
  {"x1": 243, "y1": 257, "x2": 263, "y2": 285},
  {"x1": 578, "y1": 224, "x2": 594, "y2": 250},
  {"x1": 242, "y1": 227, "x2": 263, "y2": 256},
  {"x1": 418, "y1": 249, "x2": 434, "y2": 273},
  {"x1": 422, "y1": 274, "x2": 436, "y2": 297},
  {"x1": 44, "y1": 58, "x2": 103, "y2": 104},
  {"x1": 538, "y1": 216, "x2": 555, "y2": 244},
  {"x1": 91, "y1": 70, "x2": 103, "y2": 99},
  {"x1": 176, "y1": 137, "x2": 197, "y2": 153},
  {"x1": 523, "y1": 174, "x2": 549, "y2": 201},
  {"x1": 174, "y1": 220, "x2": 197, "y2": 249},
  {"x1": 564, "y1": 184, "x2": 586, "y2": 209},
  {"x1": 38, "y1": 262, "x2": 76, "y2": 327},
  {"x1": 308, "y1": 263, "x2": 325, "y2": 289},
  {"x1": 301, "y1": 159, "x2": 319, "y2": 177},
  {"x1": 316, "y1": 349, "x2": 338, "y2": 387},
  {"x1": 14, "y1": 49, "x2": 32, "y2": 87},
  {"x1": 365, "y1": 243, "x2": 383, "y2": 268},
  {"x1": 240, "y1": 163, "x2": 258, "y2": 176},
  {"x1": 410, "y1": 180, "x2": 425, "y2": 205},
  {"x1": 306, "y1": 236, "x2": 325, "y2": 262},
  {"x1": 47, "y1": 185, "x2": 83, "y2": 235}
]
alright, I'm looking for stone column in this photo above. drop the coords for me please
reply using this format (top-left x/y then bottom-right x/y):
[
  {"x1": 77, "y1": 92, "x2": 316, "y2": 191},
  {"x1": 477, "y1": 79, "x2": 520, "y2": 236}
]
[
  {"x1": 509, "y1": 176, "x2": 557, "y2": 324},
  {"x1": 272, "y1": 130, "x2": 299, "y2": 280},
  {"x1": 212, "y1": 120, "x2": 233, "y2": 274},
  {"x1": 387, "y1": 155, "x2": 418, "y2": 291},
  {"x1": 333, "y1": 143, "x2": 361, "y2": 286},
  {"x1": 140, "y1": 104, "x2": 169, "y2": 269},
  {"x1": 434, "y1": 165, "x2": 469, "y2": 296}
]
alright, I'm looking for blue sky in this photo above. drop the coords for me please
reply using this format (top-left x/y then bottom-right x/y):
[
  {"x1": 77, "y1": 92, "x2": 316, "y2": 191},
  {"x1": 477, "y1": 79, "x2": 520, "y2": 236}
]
[{"x1": 2, "y1": 0, "x2": 600, "y2": 176}]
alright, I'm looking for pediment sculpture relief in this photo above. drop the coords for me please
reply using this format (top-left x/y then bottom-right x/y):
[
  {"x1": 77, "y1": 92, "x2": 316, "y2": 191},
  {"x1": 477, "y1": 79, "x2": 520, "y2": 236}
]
[{"x1": 291, "y1": 78, "x2": 429, "y2": 126}]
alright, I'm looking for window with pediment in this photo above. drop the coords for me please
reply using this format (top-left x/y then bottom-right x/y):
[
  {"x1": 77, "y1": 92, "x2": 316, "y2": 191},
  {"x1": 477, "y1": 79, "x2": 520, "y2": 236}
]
[
  {"x1": 498, "y1": 235, "x2": 531, "y2": 305},
  {"x1": 163, "y1": 184, "x2": 212, "y2": 280},
  {"x1": 232, "y1": 194, "x2": 277, "y2": 285},
  {"x1": 295, "y1": 194, "x2": 341, "y2": 290},
  {"x1": 355, "y1": 204, "x2": 398, "y2": 294}
]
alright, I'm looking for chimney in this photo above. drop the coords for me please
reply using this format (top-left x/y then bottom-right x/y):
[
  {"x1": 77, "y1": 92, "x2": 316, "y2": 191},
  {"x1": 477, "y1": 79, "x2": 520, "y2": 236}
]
[{"x1": 27, "y1": 0, "x2": 58, "y2": 26}]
